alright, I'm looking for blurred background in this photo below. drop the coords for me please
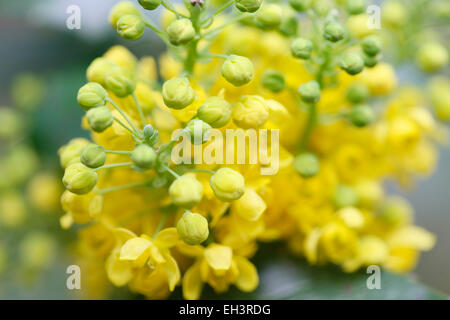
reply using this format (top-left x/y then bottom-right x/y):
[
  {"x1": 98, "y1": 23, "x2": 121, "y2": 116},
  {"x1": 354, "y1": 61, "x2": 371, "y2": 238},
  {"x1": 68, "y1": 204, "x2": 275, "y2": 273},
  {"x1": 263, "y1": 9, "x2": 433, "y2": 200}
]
[{"x1": 0, "y1": 0, "x2": 448, "y2": 299}]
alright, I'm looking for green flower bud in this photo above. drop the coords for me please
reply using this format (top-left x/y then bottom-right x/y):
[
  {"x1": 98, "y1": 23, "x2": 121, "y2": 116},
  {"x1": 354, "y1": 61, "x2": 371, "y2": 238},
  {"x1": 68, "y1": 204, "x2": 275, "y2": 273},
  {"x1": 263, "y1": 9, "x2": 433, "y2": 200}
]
[
  {"x1": 109, "y1": 1, "x2": 141, "y2": 27},
  {"x1": 323, "y1": 21, "x2": 345, "y2": 42},
  {"x1": 313, "y1": 0, "x2": 333, "y2": 16},
  {"x1": 235, "y1": 0, "x2": 262, "y2": 13},
  {"x1": 80, "y1": 144, "x2": 106, "y2": 169},
  {"x1": 86, "y1": 106, "x2": 113, "y2": 132},
  {"x1": 131, "y1": 144, "x2": 157, "y2": 170},
  {"x1": 167, "y1": 18, "x2": 195, "y2": 46},
  {"x1": 346, "y1": 83, "x2": 370, "y2": 103},
  {"x1": 382, "y1": 1, "x2": 407, "y2": 28},
  {"x1": 416, "y1": 42, "x2": 448, "y2": 73},
  {"x1": 279, "y1": 11, "x2": 298, "y2": 37},
  {"x1": 221, "y1": 55, "x2": 254, "y2": 87},
  {"x1": 177, "y1": 212, "x2": 209, "y2": 245},
  {"x1": 256, "y1": 4, "x2": 283, "y2": 29},
  {"x1": 210, "y1": 168, "x2": 245, "y2": 202},
  {"x1": 19, "y1": 232, "x2": 55, "y2": 270},
  {"x1": 347, "y1": 0, "x2": 366, "y2": 15},
  {"x1": 58, "y1": 138, "x2": 90, "y2": 169},
  {"x1": 291, "y1": 38, "x2": 313, "y2": 59},
  {"x1": 86, "y1": 58, "x2": 115, "y2": 86},
  {"x1": 362, "y1": 52, "x2": 379, "y2": 68},
  {"x1": 197, "y1": 96, "x2": 232, "y2": 128},
  {"x1": 379, "y1": 197, "x2": 413, "y2": 227},
  {"x1": 105, "y1": 67, "x2": 136, "y2": 97},
  {"x1": 143, "y1": 124, "x2": 159, "y2": 145},
  {"x1": 162, "y1": 77, "x2": 195, "y2": 109},
  {"x1": 262, "y1": 69, "x2": 286, "y2": 93},
  {"x1": 117, "y1": 14, "x2": 145, "y2": 40},
  {"x1": 428, "y1": 77, "x2": 450, "y2": 122},
  {"x1": 293, "y1": 152, "x2": 320, "y2": 178},
  {"x1": 138, "y1": 0, "x2": 161, "y2": 10},
  {"x1": 169, "y1": 175, "x2": 203, "y2": 209},
  {"x1": 361, "y1": 35, "x2": 381, "y2": 56},
  {"x1": 339, "y1": 52, "x2": 364, "y2": 75},
  {"x1": 185, "y1": 119, "x2": 212, "y2": 145},
  {"x1": 333, "y1": 185, "x2": 358, "y2": 209},
  {"x1": 62, "y1": 163, "x2": 98, "y2": 195},
  {"x1": 298, "y1": 80, "x2": 321, "y2": 103},
  {"x1": 289, "y1": 0, "x2": 310, "y2": 12},
  {"x1": 350, "y1": 104, "x2": 375, "y2": 127},
  {"x1": 77, "y1": 82, "x2": 107, "y2": 110},
  {"x1": 0, "y1": 107, "x2": 23, "y2": 139}
]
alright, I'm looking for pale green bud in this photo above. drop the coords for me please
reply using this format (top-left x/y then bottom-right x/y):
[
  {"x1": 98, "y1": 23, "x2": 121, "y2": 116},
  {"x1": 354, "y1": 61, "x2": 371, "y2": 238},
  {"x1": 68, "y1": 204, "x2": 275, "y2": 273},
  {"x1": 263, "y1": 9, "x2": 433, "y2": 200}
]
[
  {"x1": 143, "y1": 124, "x2": 159, "y2": 145},
  {"x1": 86, "y1": 106, "x2": 113, "y2": 132},
  {"x1": 361, "y1": 35, "x2": 381, "y2": 56},
  {"x1": 350, "y1": 104, "x2": 375, "y2": 127},
  {"x1": 262, "y1": 69, "x2": 286, "y2": 93},
  {"x1": 346, "y1": 83, "x2": 369, "y2": 104},
  {"x1": 117, "y1": 14, "x2": 145, "y2": 40},
  {"x1": 105, "y1": 67, "x2": 136, "y2": 97},
  {"x1": 77, "y1": 82, "x2": 107, "y2": 110},
  {"x1": 333, "y1": 185, "x2": 358, "y2": 209},
  {"x1": 221, "y1": 55, "x2": 254, "y2": 87},
  {"x1": 197, "y1": 96, "x2": 232, "y2": 128},
  {"x1": 167, "y1": 18, "x2": 195, "y2": 46},
  {"x1": 379, "y1": 197, "x2": 413, "y2": 227},
  {"x1": 347, "y1": 0, "x2": 366, "y2": 15},
  {"x1": 323, "y1": 21, "x2": 345, "y2": 42},
  {"x1": 235, "y1": 0, "x2": 261, "y2": 13},
  {"x1": 289, "y1": 0, "x2": 310, "y2": 12},
  {"x1": 293, "y1": 153, "x2": 320, "y2": 178},
  {"x1": 210, "y1": 168, "x2": 245, "y2": 202},
  {"x1": 19, "y1": 232, "x2": 55, "y2": 269},
  {"x1": 62, "y1": 163, "x2": 98, "y2": 195},
  {"x1": 177, "y1": 212, "x2": 209, "y2": 245},
  {"x1": 280, "y1": 13, "x2": 299, "y2": 37},
  {"x1": 138, "y1": 0, "x2": 161, "y2": 10},
  {"x1": 86, "y1": 58, "x2": 115, "y2": 86},
  {"x1": 291, "y1": 38, "x2": 313, "y2": 59},
  {"x1": 0, "y1": 107, "x2": 23, "y2": 139},
  {"x1": 362, "y1": 52, "x2": 379, "y2": 68},
  {"x1": 162, "y1": 77, "x2": 195, "y2": 109},
  {"x1": 58, "y1": 138, "x2": 90, "y2": 169},
  {"x1": 131, "y1": 144, "x2": 157, "y2": 170},
  {"x1": 382, "y1": 1, "x2": 407, "y2": 28},
  {"x1": 256, "y1": 4, "x2": 283, "y2": 29},
  {"x1": 339, "y1": 52, "x2": 364, "y2": 75},
  {"x1": 169, "y1": 175, "x2": 203, "y2": 209},
  {"x1": 109, "y1": 1, "x2": 141, "y2": 27},
  {"x1": 298, "y1": 80, "x2": 321, "y2": 103},
  {"x1": 416, "y1": 42, "x2": 448, "y2": 73},
  {"x1": 185, "y1": 119, "x2": 212, "y2": 145},
  {"x1": 80, "y1": 144, "x2": 106, "y2": 169}
]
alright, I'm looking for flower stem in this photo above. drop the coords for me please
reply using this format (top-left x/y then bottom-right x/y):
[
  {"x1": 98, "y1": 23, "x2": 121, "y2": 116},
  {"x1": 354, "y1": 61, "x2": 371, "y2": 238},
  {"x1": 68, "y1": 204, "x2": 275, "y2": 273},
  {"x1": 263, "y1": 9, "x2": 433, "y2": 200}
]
[
  {"x1": 95, "y1": 162, "x2": 133, "y2": 172},
  {"x1": 107, "y1": 98, "x2": 141, "y2": 136},
  {"x1": 96, "y1": 180, "x2": 151, "y2": 195},
  {"x1": 132, "y1": 92, "x2": 146, "y2": 126}
]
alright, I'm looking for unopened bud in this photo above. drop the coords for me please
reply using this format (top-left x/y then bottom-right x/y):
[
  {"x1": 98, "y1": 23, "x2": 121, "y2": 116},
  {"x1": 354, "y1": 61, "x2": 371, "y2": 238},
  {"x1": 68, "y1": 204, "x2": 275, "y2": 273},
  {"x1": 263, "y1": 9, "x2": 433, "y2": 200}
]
[
  {"x1": 416, "y1": 41, "x2": 448, "y2": 73},
  {"x1": 185, "y1": 119, "x2": 211, "y2": 145},
  {"x1": 131, "y1": 144, "x2": 157, "y2": 170},
  {"x1": 349, "y1": 104, "x2": 375, "y2": 127},
  {"x1": 361, "y1": 35, "x2": 381, "y2": 56},
  {"x1": 167, "y1": 18, "x2": 195, "y2": 46},
  {"x1": 339, "y1": 52, "x2": 364, "y2": 75},
  {"x1": 162, "y1": 77, "x2": 195, "y2": 109},
  {"x1": 138, "y1": 0, "x2": 161, "y2": 10},
  {"x1": 293, "y1": 152, "x2": 320, "y2": 178},
  {"x1": 86, "y1": 106, "x2": 113, "y2": 132},
  {"x1": 62, "y1": 163, "x2": 98, "y2": 195},
  {"x1": 291, "y1": 38, "x2": 313, "y2": 59},
  {"x1": 262, "y1": 69, "x2": 285, "y2": 92},
  {"x1": 197, "y1": 96, "x2": 232, "y2": 128},
  {"x1": 177, "y1": 212, "x2": 209, "y2": 245},
  {"x1": 210, "y1": 168, "x2": 245, "y2": 202},
  {"x1": 289, "y1": 0, "x2": 310, "y2": 12},
  {"x1": 347, "y1": 0, "x2": 366, "y2": 15},
  {"x1": 333, "y1": 185, "x2": 358, "y2": 209},
  {"x1": 323, "y1": 21, "x2": 345, "y2": 42},
  {"x1": 235, "y1": 0, "x2": 262, "y2": 13},
  {"x1": 298, "y1": 80, "x2": 321, "y2": 103},
  {"x1": 86, "y1": 58, "x2": 115, "y2": 86},
  {"x1": 256, "y1": 4, "x2": 283, "y2": 29},
  {"x1": 80, "y1": 144, "x2": 106, "y2": 169},
  {"x1": 346, "y1": 83, "x2": 370, "y2": 103},
  {"x1": 109, "y1": 1, "x2": 141, "y2": 27},
  {"x1": 117, "y1": 14, "x2": 145, "y2": 40},
  {"x1": 77, "y1": 83, "x2": 107, "y2": 110},
  {"x1": 143, "y1": 124, "x2": 159, "y2": 145},
  {"x1": 233, "y1": 95, "x2": 269, "y2": 129},
  {"x1": 105, "y1": 67, "x2": 136, "y2": 97},
  {"x1": 221, "y1": 55, "x2": 254, "y2": 87},
  {"x1": 169, "y1": 175, "x2": 203, "y2": 209}
]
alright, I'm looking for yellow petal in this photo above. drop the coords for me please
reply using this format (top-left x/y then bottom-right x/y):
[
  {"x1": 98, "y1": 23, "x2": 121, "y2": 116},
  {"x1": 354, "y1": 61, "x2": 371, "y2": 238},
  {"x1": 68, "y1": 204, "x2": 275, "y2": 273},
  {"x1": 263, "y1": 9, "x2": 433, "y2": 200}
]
[
  {"x1": 155, "y1": 227, "x2": 179, "y2": 248},
  {"x1": 163, "y1": 253, "x2": 180, "y2": 291},
  {"x1": 176, "y1": 241, "x2": 204, "y2": 257},
  {"x1": 148, "y1": 242, "x2": 166, "y2": 265},
  {"x1": 113, "y1": 228, "x2": 137, "y2": 244},
  {"x1": 304, "y1": 228, "x2": 321, "y2": 264},
  {"x1": 119, "y1": 237, "x2": 151, "y2": 265},
  {"x1": 234, "y1": 256, "x2": 258, "y2": 292},
  {"x1": 204, "y1": 244, "x2": 232, "y2": 273},
  {"x1": 182, "y1": 262, "x2": 203, "y2": 300},
  {"x1": 387, "y1": 226, "x2": 436, "y2": 251},
  {"x1": 106, "y1": 250, "x2": 133, "y2": 287}
]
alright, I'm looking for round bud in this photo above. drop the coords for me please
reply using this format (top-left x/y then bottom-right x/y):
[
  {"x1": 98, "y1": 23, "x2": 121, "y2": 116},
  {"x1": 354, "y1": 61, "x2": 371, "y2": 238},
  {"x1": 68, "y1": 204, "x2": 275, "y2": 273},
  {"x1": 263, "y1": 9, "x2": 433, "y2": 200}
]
[
  {"x1": 62, "y1": 163, "x2": 98, "y2": 195},
  {"x1": 105, "y1": 67, "x2": 136, "y2": 97},
  {"x1": 167, "y1": 18, "x2": 195, "y2": 46},
  {"x1": 235, "y1": 0, "x2": 262, "y2": 13},
  {"x1": 416, "y1": 42, "x2": 448, "y2": 73},
  {"x1": 323, "y1": 21, "x2": 345, "y2": 42},
  {"x1": 131, "y1": 144, "x2": 157, "y2": 170},
  {"x1": 428, "y1": 77, "x2": 450, "y2": 122},
  {"x1": 298, "y1": 80, "x2": 321, "y2": 103},
  {"x1": 280, "y1": 13, "x2": 299, "y2": 37},
  {"x1": 109, "y1": 1, "x2": 141, "y2": 27},
  {"x1": 289, "y1": 0, "x2": 310, "y2": 12},
  {"x1": 86, "y1": 58, "x2": 115, "y2": 86},
  {"x1": 293, "y1": 153, "x2": 320, "y2": 178},
  {"x1": 58, "y1": 138, "x2": 90, "y2": 169},
  {"x1": 86, "y1": 106, "x2": 113, "y2": 132},
  {"x1": 347, "y1": 0, "x2": 366, "y2": 15},
  {"x1": 361, "y1": 35, "x2": 381, "y2": 56},
  {"x1": 197, "y1": 96, "x2": 232, "y2": 128},
  {"x1": 339, "y1": 52, "x2": 364, "y2": 75},
  {"x1": 362, "y1": 52, "x2": 379, "y2": 68},
  {"x1": 117, "y1": 14, "x2": 145, "y2": 40},
  {"x1": 291, "y1": 38, "x2": 313, "y2": 59},
  {"x1": 185, "y1": 119, "x2": 212, "y2": 145},
  {"x1": 350, "y1": 104, "x2": 375, "y2": 127},
  {"x1": 233, "y1": 95, "x2": 269, "y2": 129},
  {"x1": 80, "y1": 144, "x2": 106, "y2": 169},
  {"x1": 333, "y1": 185, "x2": 358, "y2": 209},
  {"x1": 346, "y1": 83, "x2": 370, "y2": 103},
  {"x1": 256, "y1": 4, "x2": 283, "y2": 29},
  {"x1": 143, "y1": 124, "x2": 159, "y2": 145},
  {"x1": 210, "y1": 168, "x2": 245, "y2": 202},
  {"x1": 262, "y1": 69, "x2": 286, "y2": 93},
  {"x1": 169, "y1": 175, "x2": 203, "y2": 209},
  {"x1": 162, "y1": 77, "x2": 195, "y2": 109},
  {"x1": 379, "y1": 197, "x2": 413, "y2": 227},
  {"x1": 382, "y1": 1, "x2": 407, "y2": 28},
  {"x1": 177, "y1": 212, "x2": 209, "y2": 245},
  {"x1": 77, "y1": 83, "x2": 107, "y2": 110},
  {"x1": 232, "y1": 188, "x2": 266, "y2": 221},
  {"x1": 221, "y1": 55, "x2": 254, "y2": 87},
  {"x1": 138, "y1": 0, "x2": 161, "y2": 10}
]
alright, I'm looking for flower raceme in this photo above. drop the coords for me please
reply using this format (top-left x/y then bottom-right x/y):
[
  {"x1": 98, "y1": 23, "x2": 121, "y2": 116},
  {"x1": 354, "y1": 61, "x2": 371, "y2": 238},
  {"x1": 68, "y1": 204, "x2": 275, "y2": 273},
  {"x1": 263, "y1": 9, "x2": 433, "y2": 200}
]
[{"x1": 58, "y1": 0, "x2": 446, "y2": 299}]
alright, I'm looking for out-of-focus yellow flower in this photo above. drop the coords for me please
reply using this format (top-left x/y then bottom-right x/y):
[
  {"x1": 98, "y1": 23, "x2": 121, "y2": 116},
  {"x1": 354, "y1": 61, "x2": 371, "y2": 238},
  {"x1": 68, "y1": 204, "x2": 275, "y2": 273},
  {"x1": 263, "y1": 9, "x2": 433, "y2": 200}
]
[
  {"x1": 27, "y1": 173, "x2": 62, "y2": 213},
  {"x1": 0, "y1": 191, "x2": 26, "y2": 228}
]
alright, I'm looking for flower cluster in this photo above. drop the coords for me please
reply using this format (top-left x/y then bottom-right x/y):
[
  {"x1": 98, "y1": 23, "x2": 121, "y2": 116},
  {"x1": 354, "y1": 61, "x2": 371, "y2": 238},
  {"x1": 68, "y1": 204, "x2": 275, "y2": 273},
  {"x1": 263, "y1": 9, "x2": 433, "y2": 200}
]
[{"x1": 59, "y1": 0, "x2": 448, "y2": 299}]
